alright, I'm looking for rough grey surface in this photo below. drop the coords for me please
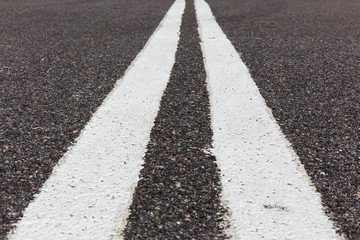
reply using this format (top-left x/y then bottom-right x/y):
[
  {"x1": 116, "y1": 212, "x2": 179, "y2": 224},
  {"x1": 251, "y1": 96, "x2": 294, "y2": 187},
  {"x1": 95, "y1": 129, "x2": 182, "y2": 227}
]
[
  {"x1": 0, "y1": 0, "x2": 174, "y2": 237},
  {"x1": 123, "y1": 0, "x2": 227, "y2": 238},
  {"x1": 206, "y1": 0, "x2": 360, "y2": 238}
]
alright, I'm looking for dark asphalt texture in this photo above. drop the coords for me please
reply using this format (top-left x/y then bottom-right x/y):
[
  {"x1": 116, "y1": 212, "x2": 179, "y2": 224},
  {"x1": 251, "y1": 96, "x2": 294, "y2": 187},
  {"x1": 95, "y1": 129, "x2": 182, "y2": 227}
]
[
  {"x1": 206, "y1": 0, "x2": 360, "y2": 238},
  {"x1": 0, "y1": 0, "x2": 174, "y2": 237},
  {"x1": 123, "y1": 0, "x2": 228, "y2": 238}
]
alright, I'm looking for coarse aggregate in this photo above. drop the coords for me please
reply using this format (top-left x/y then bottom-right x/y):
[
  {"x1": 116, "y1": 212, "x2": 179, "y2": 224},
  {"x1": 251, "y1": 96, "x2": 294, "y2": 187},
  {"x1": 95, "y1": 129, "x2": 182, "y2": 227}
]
[
  {"x1": 122, "y1": 0, "x2": 228, "y2": 238},
  {"x1": 0, "y1": 0, "x2": 174, "y2": 238},
  {"x1": 206, "y1": 0, "x2": 360, "y2": 238}
]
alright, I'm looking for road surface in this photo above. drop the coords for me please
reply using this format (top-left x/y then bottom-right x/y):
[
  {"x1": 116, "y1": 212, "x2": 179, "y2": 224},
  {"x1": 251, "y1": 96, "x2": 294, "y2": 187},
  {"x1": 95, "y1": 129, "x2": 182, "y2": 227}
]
[{"x1": 1, "y1": 0, "x2": 359, "y2": 239}]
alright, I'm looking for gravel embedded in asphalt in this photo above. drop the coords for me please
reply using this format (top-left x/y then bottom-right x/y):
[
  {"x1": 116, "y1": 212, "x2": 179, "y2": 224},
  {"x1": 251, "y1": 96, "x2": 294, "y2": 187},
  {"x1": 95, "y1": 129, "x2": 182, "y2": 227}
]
[
  {"x1": 206, "y1": 0, "x2": 360, "y2": 238},
  {"x1": 0, "y1": 0, "x2": 174, "y2": 237},
  {"x1": 122, "y1": 0, "x2": 228, "y2": 238}
]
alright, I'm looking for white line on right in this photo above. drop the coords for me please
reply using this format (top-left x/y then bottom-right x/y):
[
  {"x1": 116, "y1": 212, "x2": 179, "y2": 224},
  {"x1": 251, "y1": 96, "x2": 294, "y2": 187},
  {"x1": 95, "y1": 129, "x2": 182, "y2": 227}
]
[{"x1": 195, "y1": 0, "x2": 340, "y2": 239}]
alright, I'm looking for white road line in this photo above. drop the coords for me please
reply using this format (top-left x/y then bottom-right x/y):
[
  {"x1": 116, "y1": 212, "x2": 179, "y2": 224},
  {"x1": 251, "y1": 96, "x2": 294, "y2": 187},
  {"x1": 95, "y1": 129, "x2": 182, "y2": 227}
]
[
  {"x1": 195, "y1": 0, "x2": 340, "y2": 239},
  {"x1": 8, "y1": 1, "x2": 185, "y2": 239}
]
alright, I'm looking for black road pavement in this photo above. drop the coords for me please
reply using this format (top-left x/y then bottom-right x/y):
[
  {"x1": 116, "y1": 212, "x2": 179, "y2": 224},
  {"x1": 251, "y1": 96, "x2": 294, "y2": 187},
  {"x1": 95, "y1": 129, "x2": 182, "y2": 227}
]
[
  {"x1": 123, "y1": 0, "x2": 226, "y2": 238},
  {"x1": 0, "y1": 0, "x2": 174, "y2": 237},
  {"x1": 1, "y1": 0, "x2": 360, "y2": 239},
  {"x1": 207, "y1": 0, "x2": 360, "y2": 238}
]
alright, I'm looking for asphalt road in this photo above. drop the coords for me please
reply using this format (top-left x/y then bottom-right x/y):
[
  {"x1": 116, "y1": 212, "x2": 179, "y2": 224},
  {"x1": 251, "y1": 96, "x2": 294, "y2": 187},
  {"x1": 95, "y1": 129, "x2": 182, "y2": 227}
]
[
  {"x1": 1, "y1": 0, "x2": 359, "y2": 239},
  {"x1": 0, "y1": 0, "x2": 174, "y2": 237},
  {"x1": 206, "y1": 0, "x2": 360, "y2": 238},
  {"x1": 123, "y1": 0, "x2": 226, "y2": 238}
]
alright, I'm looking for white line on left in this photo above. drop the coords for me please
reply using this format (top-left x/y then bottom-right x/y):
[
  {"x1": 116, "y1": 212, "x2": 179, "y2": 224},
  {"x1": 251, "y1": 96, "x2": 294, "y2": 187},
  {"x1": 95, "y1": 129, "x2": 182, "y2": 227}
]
[{"x1": 8, "y1": 1, "x2": 185, "y2": 239}]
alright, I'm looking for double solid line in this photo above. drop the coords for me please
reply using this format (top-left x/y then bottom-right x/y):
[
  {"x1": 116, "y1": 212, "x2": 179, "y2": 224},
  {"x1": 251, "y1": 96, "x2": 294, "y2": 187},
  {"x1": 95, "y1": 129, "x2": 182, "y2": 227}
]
[{"x1": 9, "y1": 0, "x2": 338, "y2": 239}]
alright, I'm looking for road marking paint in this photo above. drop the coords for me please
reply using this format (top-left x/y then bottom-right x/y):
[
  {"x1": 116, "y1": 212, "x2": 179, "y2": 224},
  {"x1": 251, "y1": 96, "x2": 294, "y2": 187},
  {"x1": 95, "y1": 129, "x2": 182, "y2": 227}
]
[
  {"x1": 195, "y1": 0, "x2": 340, "y2": 239},
  {"x1": 8, "y1": 1, "x2": 185, "y2": 239}
]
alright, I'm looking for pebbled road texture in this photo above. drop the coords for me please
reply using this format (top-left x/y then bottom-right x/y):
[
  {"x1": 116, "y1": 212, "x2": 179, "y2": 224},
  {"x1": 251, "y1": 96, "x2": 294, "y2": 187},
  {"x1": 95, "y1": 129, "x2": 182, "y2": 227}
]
[
  {"x1": 123, "y1": 0, "x2": 227, "y2": 238},
  {"x1": 206, "y1": 0, "x2": 360, "y2": 238},
  {"x1": 0, "y1": 0, "x2": 174, "y2": 237}
]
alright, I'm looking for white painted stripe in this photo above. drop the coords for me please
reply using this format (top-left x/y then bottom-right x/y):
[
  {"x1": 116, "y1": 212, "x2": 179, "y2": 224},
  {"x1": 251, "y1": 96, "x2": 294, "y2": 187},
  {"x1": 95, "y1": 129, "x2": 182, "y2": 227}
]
[
  {"x1": 8, "y1": 1, "x2": 185, "y2": 239},
  {"x1": 195, "y1": 0, "x2": 340, "y2": 239}
]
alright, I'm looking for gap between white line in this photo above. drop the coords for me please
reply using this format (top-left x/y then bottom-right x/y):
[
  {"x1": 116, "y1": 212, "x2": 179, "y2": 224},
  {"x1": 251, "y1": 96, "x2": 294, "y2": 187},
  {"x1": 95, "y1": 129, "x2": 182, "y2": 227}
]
[
  {"x1": 195, "y1": 0, "x2": 340, "y2": 239},
  {"x1": 8, "y1": 1, "x2": 185, "y2": 239}
]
